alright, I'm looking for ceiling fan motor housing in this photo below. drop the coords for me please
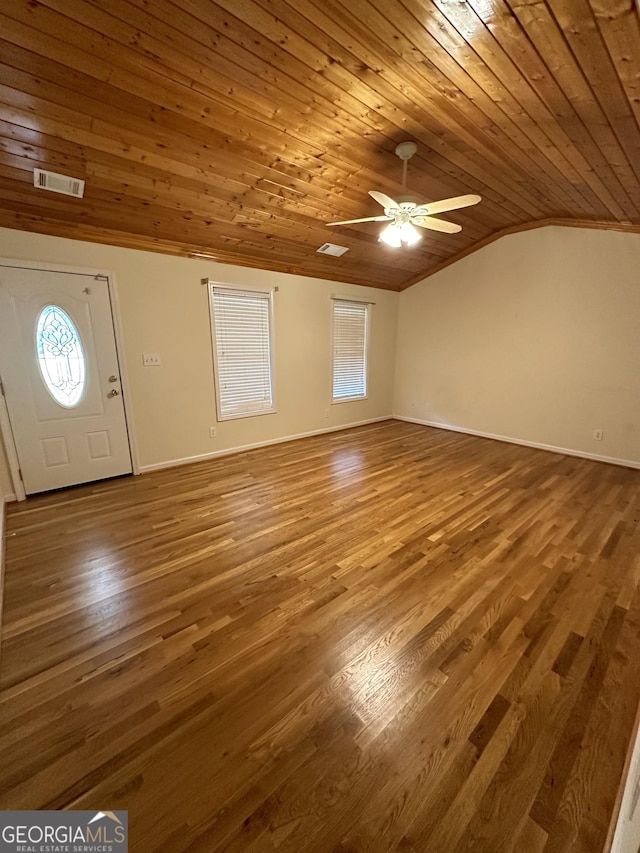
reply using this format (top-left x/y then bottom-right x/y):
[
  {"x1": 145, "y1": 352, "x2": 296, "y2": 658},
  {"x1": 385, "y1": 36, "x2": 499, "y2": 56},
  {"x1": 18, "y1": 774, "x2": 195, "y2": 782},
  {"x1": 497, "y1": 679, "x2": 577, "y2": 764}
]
[{"x1": 381, "y1": 200, "x2": 420, "y2": 218}]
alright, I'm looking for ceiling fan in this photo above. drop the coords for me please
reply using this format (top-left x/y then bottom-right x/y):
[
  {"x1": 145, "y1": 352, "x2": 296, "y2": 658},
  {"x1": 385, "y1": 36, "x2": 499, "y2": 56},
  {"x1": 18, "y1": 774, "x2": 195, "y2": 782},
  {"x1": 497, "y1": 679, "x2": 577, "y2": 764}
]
[{"x1": 327, "y1": 142, "x2": 481, "y2": 247}]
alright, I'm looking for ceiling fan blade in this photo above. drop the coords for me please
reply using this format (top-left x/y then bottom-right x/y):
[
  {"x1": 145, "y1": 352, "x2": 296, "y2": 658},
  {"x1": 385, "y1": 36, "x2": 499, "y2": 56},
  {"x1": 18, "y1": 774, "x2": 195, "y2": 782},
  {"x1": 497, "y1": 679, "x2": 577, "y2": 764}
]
[
  {"x1": 413, "y1": 216, "x2": 462, "y2": 234},
  {"x1": 327, "y1": 215, "x2": 391, "y2": 226},
  {"x1": 368, "y1": 190, "x2": 400, "y2": 210},
  {"x1": 417, "y1": 194, "x2": 482, "y2": 216}
]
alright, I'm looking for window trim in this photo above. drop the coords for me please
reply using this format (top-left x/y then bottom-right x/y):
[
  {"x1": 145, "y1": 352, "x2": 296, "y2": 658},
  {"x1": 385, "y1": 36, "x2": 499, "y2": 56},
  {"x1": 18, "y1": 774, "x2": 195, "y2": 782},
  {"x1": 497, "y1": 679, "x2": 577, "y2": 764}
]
[
  {"x1": 207, "y1": 280, "x2": 277, "y2": 422},
  {"x1": 331, "y1": 297, "x2": 370, "y2": 404}
]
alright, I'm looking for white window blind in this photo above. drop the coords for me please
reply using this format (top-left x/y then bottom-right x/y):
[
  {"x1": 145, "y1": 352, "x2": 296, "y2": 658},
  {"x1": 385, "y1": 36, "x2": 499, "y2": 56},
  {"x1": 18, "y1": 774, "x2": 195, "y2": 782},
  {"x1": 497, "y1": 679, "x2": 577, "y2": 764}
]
[
  {"x1": 332, "y1": 299, "x2": 369, "y2": 402},
  {"x1": 209, "y1": 284, "x2": 275, "y2": 420}
]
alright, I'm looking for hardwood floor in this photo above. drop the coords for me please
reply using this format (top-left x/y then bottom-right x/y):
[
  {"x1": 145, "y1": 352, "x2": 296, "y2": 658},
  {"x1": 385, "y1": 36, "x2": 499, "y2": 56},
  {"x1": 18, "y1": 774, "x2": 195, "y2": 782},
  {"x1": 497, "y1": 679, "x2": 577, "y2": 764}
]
[{"x1": 1, "y1": 420, "x2": 639, "y2": 852}]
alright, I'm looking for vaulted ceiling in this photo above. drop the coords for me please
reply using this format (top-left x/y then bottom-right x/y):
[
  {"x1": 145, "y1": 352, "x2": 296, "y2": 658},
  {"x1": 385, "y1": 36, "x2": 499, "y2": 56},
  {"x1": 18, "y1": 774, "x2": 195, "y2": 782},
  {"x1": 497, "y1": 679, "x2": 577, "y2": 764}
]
[{"x1": 1, "y1": 1, "x2": 639, "y2": 291}]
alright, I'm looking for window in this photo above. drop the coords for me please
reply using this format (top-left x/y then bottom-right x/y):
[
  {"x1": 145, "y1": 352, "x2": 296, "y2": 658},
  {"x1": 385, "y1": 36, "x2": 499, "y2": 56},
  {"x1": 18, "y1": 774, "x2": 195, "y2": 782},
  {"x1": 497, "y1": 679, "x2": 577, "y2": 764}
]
[
  {"x1": 332, "y1": 298, "x2": 369, "y2": 402},
  {"x1": 36, "y1": 305, "x2": 86, "y2": 407},
  {"x1": 208, "y1": 283, "x2": 275, "y2": 420}
]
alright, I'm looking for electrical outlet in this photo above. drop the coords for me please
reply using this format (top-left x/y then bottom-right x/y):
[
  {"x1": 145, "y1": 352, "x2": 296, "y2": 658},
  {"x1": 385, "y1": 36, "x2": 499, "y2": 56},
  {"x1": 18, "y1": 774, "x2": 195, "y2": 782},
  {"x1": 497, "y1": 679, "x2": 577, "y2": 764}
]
[
  {"x1": 593, "y1": 429, "x2": 603, "y2": 441},
  {"x1": 324, "y1": 408, "x2": 329, "y2": 419},
  {"x1": 143, "y1": 353, "x2": 161, "y2": 366},
  {"x1": 209, "y1": 427, "x2": 217, "y2": 438}
]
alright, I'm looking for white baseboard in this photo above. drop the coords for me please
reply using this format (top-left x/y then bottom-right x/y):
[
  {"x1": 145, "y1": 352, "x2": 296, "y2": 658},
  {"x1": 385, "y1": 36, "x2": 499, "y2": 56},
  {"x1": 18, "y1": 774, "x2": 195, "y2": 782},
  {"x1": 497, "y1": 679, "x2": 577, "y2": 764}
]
[
  {"x1": 139, "y1": 416, "x2": 393, "y2": 474},
  {"x1": 393, "y1": 415, "x2": 640, "y2": 470}
]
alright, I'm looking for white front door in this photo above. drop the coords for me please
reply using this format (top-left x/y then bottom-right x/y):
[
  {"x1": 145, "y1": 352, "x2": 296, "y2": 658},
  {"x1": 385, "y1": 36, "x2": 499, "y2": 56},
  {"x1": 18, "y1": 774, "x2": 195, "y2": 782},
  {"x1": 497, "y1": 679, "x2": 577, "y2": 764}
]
[{"x1": 0, "y1": 264, "x2": 132, "y2": 494}]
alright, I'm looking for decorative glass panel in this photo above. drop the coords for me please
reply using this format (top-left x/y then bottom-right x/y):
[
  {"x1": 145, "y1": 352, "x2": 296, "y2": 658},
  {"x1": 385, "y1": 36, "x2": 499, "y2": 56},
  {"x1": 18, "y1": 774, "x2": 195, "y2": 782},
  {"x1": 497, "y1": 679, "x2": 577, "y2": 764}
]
[{"x1": 36, "y1": 305, "x2": 86, "y2": 407}]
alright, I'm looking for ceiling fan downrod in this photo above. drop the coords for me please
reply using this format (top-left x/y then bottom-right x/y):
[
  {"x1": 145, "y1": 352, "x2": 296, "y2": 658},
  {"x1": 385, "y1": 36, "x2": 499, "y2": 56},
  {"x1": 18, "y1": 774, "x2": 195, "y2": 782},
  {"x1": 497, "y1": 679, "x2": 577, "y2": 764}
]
[{"x1": 394, "y1": 141, "x2": 418, "y2": 190}]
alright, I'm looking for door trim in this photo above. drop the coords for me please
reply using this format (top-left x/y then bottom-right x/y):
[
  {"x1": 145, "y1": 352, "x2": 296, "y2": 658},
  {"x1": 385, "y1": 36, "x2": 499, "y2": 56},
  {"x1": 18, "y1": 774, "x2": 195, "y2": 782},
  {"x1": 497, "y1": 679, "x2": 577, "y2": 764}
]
[{"x1": 0, "y1": 258, "x2": 140, "y2": 500}]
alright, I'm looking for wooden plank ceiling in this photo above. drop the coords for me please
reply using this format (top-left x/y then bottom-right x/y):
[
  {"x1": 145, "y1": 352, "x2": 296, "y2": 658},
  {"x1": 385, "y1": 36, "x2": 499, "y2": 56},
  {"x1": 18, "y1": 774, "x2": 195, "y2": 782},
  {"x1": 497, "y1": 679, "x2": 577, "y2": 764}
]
[{"x1": 0, "y1": 0, "x2": 639, "y2": 291}]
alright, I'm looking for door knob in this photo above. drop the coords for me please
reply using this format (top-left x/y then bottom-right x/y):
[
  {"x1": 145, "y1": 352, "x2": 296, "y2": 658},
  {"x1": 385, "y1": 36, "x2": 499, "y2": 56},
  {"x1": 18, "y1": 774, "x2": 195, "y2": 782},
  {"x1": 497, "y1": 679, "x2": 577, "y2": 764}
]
[
  {"x1": 108, "y1": 389, "x2": 120, "y2": 397},
  {"x1": 108, "y1": 375, "x2": 118, "y2": 382}
]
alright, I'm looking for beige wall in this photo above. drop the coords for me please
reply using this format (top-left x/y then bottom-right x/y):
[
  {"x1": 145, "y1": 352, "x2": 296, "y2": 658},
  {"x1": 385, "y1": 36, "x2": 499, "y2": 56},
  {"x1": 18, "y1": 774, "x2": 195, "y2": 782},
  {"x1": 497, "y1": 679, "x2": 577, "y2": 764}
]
[
  {"x1": 2, "y1": 222, "x2": 638, "y2": 500},
  {"x1": 0, "y1": 227, "x2": 398, "y2": 479},
  {"x1": 394, "y1": 226, "x2": 640, "y2": 465}
]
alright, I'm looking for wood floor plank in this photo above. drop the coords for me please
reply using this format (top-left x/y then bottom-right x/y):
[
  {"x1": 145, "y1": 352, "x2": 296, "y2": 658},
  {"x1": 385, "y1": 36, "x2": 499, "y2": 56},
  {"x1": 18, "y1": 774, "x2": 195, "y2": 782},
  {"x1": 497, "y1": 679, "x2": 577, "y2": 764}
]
[{"x1": 1, "y1": 420, "x2": 639, "y2": 852}]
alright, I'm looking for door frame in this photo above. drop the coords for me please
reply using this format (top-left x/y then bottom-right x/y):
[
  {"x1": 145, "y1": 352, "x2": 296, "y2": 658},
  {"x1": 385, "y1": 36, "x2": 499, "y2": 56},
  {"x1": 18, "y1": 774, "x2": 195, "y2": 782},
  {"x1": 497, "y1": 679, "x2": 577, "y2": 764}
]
[{"x1": 0, "y1": 258, "x2": 140, "y2": 500}]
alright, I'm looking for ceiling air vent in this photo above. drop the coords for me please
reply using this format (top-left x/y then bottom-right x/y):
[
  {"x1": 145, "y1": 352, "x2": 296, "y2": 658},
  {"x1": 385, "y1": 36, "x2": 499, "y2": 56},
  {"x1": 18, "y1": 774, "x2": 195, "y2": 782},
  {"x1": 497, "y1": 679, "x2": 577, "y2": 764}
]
[
  {"x1": 34, "y1": 169, "x2": 85, "y2": 198},
  {"x1": 317, "y1": 242, "x2": 349, "y2": 257}
]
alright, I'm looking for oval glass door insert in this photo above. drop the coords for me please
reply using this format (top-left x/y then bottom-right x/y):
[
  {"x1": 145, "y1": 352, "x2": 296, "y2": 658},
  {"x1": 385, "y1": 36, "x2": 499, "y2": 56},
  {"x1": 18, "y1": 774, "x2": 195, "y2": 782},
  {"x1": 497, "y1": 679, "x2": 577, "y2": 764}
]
[{"x1": 36, "y1": 305, "x2": 86, "y2": 407}]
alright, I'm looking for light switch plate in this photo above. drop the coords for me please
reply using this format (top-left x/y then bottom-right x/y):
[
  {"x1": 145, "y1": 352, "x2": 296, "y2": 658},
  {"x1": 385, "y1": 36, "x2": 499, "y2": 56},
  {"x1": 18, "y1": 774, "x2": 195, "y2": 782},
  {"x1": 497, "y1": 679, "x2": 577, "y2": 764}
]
[{"x1": 143, "y1": 353, "x2": 161, "y2": 366}]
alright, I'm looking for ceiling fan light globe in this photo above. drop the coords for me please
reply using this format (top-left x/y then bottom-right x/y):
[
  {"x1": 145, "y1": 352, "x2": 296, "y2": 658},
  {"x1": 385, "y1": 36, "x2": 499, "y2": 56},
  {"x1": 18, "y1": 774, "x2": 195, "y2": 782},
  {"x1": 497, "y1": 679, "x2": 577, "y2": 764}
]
[
  {"x1": 400, "y1": 222, "x2": 422, "y2": 245},
  {"x1": 380, "y1": 223, "x2": 402, "y2": 247}
]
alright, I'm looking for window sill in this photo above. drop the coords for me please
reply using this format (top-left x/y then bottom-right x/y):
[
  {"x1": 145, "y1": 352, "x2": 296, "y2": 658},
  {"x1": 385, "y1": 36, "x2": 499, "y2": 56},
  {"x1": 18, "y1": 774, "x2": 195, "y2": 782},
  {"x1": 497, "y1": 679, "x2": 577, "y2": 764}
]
[{"x1": 331, "y1": 396, "x2": 368, "y2": 405}]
